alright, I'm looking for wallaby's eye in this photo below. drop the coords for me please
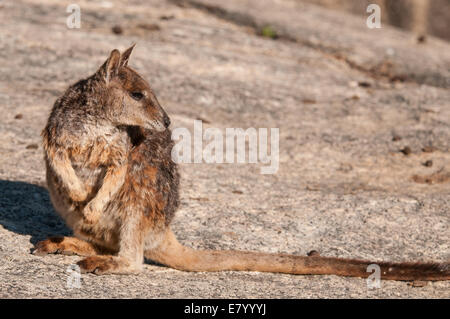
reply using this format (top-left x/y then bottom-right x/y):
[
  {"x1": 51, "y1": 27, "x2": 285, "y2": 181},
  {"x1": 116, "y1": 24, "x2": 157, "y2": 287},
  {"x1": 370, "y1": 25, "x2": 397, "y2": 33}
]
[{"x1": 130, "y1": 92, "x2": 144, "y2": 101}]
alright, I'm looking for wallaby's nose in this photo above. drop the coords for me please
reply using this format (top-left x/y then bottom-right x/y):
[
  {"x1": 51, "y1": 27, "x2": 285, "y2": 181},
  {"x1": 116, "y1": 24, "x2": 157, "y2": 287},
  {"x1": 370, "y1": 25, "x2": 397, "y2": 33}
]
[{"x1": 163, "y1": 115, "x2": 171, "y2": 128}]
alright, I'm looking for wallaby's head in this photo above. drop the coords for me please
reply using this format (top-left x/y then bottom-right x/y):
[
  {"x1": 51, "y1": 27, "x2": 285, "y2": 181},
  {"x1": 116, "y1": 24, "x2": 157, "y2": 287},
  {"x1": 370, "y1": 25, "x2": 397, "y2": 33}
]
[{"x1": 93, "y1": 44, "x2": 170, "y2": 131}]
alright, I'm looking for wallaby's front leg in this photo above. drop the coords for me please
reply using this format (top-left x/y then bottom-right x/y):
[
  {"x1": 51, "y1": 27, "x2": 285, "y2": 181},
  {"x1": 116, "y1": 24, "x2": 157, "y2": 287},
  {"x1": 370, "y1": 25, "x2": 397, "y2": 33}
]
[
  {"x1": 48, "y1": 148, "x2": 88, "y2": 202},
  {"x1": 82, "y1": 164, "x2": 127, "y2": 224},
  {"x1": 77, "y1": 213, "x2": 145, "y2": 275}
]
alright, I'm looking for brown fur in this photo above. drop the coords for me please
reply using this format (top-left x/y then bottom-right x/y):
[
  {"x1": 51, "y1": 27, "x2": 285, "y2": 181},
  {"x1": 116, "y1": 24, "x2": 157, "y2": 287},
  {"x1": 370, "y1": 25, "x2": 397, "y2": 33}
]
[
  {"x1": 145, "y1": 230, "x2": 448, "y2": 281},
  {"x1": 33, "y1": 236, "x2": 103, "y2": 256},
  {"x1": 34, "y1": 46, "x2": 449, "y2": 281}
]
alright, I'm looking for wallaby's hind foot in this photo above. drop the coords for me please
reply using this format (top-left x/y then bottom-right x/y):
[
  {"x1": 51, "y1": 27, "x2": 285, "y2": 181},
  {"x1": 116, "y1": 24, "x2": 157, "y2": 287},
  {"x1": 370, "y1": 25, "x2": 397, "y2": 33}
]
[
  {"x1": 77, "y1": 256, "x2": 141, "y2": 275},
  {"x1": 33, "y1": 236, "x2": 98, "y2": 257}
]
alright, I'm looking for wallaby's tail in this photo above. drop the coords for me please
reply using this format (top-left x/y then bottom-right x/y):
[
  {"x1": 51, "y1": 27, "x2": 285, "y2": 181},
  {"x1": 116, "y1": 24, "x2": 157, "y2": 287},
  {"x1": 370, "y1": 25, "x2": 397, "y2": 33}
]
[{"x1": 145, "y1": 230, "x2": 449, "y2": 281}]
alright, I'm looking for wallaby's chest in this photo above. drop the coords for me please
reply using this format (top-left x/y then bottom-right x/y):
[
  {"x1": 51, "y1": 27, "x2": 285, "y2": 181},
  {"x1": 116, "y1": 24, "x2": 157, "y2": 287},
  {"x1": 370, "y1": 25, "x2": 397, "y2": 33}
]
[{"x1": 69, "y1": 130, "x2": 130, "y2": 186}]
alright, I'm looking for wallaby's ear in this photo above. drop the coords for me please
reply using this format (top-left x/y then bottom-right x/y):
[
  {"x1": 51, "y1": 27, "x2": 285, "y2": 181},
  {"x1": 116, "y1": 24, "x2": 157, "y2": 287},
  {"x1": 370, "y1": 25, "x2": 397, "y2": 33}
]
[
  {"x1": 120, "y1": 43, "x2": 136, "y2": 67},
  {"x1": 97, "y1": 49, "x2": 121, "y2": 82}
]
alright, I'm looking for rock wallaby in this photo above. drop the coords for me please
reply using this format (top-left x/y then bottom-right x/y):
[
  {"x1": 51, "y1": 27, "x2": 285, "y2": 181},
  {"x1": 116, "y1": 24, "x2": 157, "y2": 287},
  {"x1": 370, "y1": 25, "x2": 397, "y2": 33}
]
[{"x1": 35, "y1": 45, "x2": 449, "y2": 281}]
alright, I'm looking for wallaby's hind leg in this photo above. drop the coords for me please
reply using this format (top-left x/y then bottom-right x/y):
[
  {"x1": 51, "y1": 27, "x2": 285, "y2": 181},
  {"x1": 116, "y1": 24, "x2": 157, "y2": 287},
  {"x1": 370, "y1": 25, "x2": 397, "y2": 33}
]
[
  {"x1": 33, "y1": 236, "x2": 98, "y2": 257},
  {"x1": 77, "y1": 214, "x2": 146, "y2": 275}
]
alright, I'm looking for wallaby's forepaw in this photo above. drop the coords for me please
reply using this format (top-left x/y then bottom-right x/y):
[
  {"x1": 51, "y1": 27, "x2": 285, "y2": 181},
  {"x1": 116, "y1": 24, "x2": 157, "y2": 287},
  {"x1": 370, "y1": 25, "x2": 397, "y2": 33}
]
[
  {"x1": 69, "y1": 185, "x2": 88, "y2": 202},
  {"x1": 77, "y1": 256, "x2": 139, "y2": 275},
  {"x1": 82, "y1": 202, "x2": 102, "y2": 224}
]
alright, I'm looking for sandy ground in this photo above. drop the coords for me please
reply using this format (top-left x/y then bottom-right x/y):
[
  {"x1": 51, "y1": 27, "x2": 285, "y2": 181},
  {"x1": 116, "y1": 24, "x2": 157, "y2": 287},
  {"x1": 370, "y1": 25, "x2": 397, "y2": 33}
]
[{"x1": 0, "y1": 0, "x2": 449, "y2": 298}]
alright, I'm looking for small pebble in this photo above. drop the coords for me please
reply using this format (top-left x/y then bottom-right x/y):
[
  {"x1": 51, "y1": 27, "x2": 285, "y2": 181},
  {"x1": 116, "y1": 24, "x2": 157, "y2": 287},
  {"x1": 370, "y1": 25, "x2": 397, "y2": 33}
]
[
  {"x1": 26, "y1": 144, "x2": 39, "y2": 150},
  {"x1": 307, "y1": 250, "x2": 320, "y2": 257},
  {"x1": 160, "y1": 15, "x2": 175, "y2": 21},
  {"x1": 358, "y1": 81, "x2": 371, "y2": 88},
  {"x1": 423, "y1": 160, "x2": 433, "y2": 167},
  {"x1": 422, "y1": 146, "x2": 436, "y2": 153},
  {"x1": 417, "y1": 35, "x2": 426, "y2": 44},
  {"x1": 400, "y1": 146, "x2": 412, "y2": 155},
  {"x1": 111, "y1": 25, "x2": 123, "y2": 35}
]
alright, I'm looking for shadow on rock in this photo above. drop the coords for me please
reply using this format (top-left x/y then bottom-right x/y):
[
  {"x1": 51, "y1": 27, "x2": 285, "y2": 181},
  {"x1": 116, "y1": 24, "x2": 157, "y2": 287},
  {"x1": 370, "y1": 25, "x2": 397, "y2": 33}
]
[{"x1": 0, "y1": 180, "x2": 71, "y2": 245}]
